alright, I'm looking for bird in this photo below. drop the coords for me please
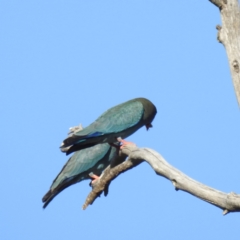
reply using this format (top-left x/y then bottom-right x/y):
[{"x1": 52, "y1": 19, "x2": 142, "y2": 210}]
[
  {"x1": 60, "y1": 97, "x2": 157, "y2": 155},
  {"x1": 42, "y1": 143, "x2": 125, "y2": 208}
]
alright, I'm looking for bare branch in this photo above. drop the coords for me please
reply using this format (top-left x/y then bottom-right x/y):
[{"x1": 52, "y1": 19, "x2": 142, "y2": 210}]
[
  {"x1": 209, "y1": 0, "x2": 240, "y2": 106},
  {"x1": 82, "y1": 149, "x2": 142, "y2": 209},
  {"x1": 83, "y1": 144, "x2": 240, "y2": 215}
]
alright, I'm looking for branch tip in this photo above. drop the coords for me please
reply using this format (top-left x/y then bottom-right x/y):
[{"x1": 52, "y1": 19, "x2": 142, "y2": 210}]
[{"x1": 223, "y1": 209, "x2": 229, "y2": 215}]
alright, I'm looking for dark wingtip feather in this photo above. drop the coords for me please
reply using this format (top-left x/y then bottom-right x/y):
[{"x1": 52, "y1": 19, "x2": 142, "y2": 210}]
[
  {"x1": 65, "y1": 143, "x2": 97, "y2": 155},
  {"x1": 42, "y1": 190, "x2": 55, "y2": 209},
  {"x1": 61, "y1": 134, "x2": 83, "y2": 149},
  {"x1": 42, "y1": 190, "x2": 51, "y2": 202},
  {"x1": 42, "y1": 188, "x2": 66, "y2": 209},
  {"x1": 42, "y1": 196, "x2": 54, "y2": 209}
]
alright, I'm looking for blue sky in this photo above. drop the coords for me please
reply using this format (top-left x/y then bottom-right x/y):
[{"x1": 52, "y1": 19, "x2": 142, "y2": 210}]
[{"x1": 1, "y1": 1, "x2": 240, "y2": 239}]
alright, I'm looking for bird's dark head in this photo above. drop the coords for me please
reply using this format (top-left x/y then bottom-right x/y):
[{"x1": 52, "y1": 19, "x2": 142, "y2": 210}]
[{"x1": 136, "y1": 97, "x2": 157, "y2": 130}]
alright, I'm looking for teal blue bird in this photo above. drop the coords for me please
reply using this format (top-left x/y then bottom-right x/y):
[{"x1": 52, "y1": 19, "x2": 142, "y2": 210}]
[
  {"x1": 42, "y1": 143, "x2": 124, "y2": 208},
  {"x1": 60, "y1": 97, "x2": 157, "y2": 155}
]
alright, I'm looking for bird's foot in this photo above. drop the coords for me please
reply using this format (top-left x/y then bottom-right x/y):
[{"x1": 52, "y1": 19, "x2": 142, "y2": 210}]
[
  {"x1": 117, "y1": 137, "x2": 136, "y2": 149},
  {"x1": 89, "y1": 173, "x2": 100, "y2": 187}
]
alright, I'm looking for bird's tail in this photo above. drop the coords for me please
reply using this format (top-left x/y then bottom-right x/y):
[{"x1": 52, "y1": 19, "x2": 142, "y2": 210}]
[
  {"x1": 42, "y1": 177, "x2": 79, "y2": 209},
  {"x1": 42, "y1": 188, "x2": 65, "y2": 209},
  {"x1": 42, "y1": 190, "x2": 55, "y2": 209}
]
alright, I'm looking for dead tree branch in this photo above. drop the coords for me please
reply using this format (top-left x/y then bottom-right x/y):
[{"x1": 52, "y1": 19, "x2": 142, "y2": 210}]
[
  {"x1": 209, "y1": 0, "x2": 240, "y2": 105},
  {"x1": 83, "y1": 144, "x2": 240, "y2": 215}
]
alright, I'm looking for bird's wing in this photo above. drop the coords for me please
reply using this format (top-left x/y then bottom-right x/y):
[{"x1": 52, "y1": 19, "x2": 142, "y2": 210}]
[
  {"x1": 42, "y1": 143, "x2": 116, "y2": 208},
  {"x1": 75, "y1": 100, "x2": 144, "y2": 137},
  {"x1": 50, "y1": 143, "x2": 111, "y2": 190}
]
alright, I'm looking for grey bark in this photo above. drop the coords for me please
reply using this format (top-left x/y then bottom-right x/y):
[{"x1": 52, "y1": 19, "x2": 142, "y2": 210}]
[
  {"x1": 83, "y1": 144, "x2": 240, "y2": 215},
  {"x1": 210, "y1": 0, "x2": 240, "y2": 106}
]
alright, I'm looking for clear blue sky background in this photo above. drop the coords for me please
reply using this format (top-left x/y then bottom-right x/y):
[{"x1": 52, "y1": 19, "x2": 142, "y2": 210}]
[{"x1": 1, "y1": 1, "x2": 240, "y2": 239}]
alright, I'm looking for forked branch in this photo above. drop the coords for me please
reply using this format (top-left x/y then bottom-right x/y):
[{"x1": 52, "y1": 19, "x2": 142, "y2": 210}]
[{"x1": 83, "y1": 144, "x2": 240, "y2": 215}]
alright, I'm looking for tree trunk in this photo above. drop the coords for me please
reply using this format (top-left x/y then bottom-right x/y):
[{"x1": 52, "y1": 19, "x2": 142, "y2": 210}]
[{"x1": 210, "y1": 0, "x2": 240, "y2": 106}]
